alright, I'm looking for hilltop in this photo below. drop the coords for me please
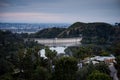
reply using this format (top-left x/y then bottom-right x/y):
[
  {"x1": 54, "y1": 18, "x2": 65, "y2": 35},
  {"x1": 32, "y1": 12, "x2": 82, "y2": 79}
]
[
  {"x1": 28, "y1": 27, "x2": 66, "y2": 38},
  {"x1": 27, "y1": 22, "x2": 120, "y2": 44}
]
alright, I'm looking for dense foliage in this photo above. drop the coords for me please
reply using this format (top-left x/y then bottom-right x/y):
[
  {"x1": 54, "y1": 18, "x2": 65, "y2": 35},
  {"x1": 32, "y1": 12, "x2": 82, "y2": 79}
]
[
  {"x1": 67, "y1": 45, "x2": 110, "y2": 60},
  {"x1": 0, "y1": 30, "x2": 45, "y2": 80},
  {"x1": 87, "y1": 70, "x2": 112, "y2": 80},
  {"x1": 0, "y1": 21, "x2": 120, "y2": 80},
  {"x1": 58, "y1": 22, "x2": 120, "y2": 44},
  {"x1": 28, "y1": 27, "x2": 66, "y2": 38},
  {"x1": 112, "y1": 41, "x2": 120, "y2": 78},
  {"x1": 53, "y1": 57, "x2": 78, "y2": 80}
]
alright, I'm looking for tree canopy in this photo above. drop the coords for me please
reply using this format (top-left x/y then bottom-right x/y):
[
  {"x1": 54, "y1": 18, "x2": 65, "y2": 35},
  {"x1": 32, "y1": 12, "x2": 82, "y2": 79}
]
[{"x1": 53, "y1": 57, "x2": 78, "y2": 80}]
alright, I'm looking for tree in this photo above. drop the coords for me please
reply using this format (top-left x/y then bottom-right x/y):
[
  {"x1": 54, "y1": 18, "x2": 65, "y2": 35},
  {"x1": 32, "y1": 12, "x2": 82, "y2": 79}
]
[
  {"x1": 115, "y1": 55, "x2": 120, "y2": 78},
  {"x1": 17, "y1": 47, "x2": 37, "y2": 78},
  {"x1": 112, "y1": 41, "x2": 120, "y2": 56},
  {"x1": 76, "y1": 62, "x2": 110, "y2": 80},
  {"x1": 73, "y1": 47, "x2": 86, "y2": 60},
  {"x1": 17, "y1": 49, "x2": 25, "y2": 73},
  {"x1": 95, "y1": 62, "x2": 110, "y2": 75},
  {"x1": 53, "y1": 57, "x2": 78, "y2": 80},
  {"x1": 100, "y1": 50, "x2": 109, "y2": 56},
  {"x1": 73, "y1": 46, "x2": 93, "y2": 61},
  {"x1": 76, "y1": 66, "x2": 88, "y2": 80},
  {"x1": 45, "y1": 48, "x2": 57, "y2": 72},
  {"x1": 111, "y1": 41, "x2": 120, "y2": 78},
  {"x1": 22, "y1": 48, "x2": 34, "y2": 80},
  {"x1": 87, "y1": 70, "x2": 112, "y2": 80},
  {"x1": 0, "y1": 73, "x2": 13, "y2": 80},
  {"x1": 0, "y1": 59, "x2": 13, "y2": 76},
  {"x1": 33, "y1": 46, "x2": 41, "y2": 66},
  {"x1": 32, "y1": 66, "x2": 51, "y2": 80},
  {"x1": 45, "y1": 48, "x2": 57, "y2": 60}
]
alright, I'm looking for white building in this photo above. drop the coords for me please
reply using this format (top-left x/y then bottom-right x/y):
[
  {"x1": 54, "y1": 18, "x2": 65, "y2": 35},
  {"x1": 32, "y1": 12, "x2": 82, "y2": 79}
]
[{"x1": 84, "y1": 55, "x2": 116, "y2": 64}]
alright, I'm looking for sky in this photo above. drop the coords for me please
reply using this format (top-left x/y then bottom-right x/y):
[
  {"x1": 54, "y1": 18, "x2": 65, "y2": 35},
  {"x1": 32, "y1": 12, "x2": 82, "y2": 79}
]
[{"x1": 0, "y1": 0, "x2": 120, "y2": 23}]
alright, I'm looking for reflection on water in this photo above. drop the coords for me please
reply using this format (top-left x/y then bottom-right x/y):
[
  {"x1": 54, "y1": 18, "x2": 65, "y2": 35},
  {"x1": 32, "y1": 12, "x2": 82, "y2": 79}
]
[
  {"x1": 39, "y1": 40, "x2": 81, "y2": 58},
  {"x1": 50, "y1": 47, "x2": 67, "y2": 54},
  {"x1": 40, "y1": 47, "x2": 67, "y2": 58}
]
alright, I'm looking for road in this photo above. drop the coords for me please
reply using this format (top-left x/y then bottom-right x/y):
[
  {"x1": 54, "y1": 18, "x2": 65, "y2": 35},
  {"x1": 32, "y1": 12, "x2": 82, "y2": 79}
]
[{"x1": 109, "y1": 63, "x2": 119, "y2": 80}]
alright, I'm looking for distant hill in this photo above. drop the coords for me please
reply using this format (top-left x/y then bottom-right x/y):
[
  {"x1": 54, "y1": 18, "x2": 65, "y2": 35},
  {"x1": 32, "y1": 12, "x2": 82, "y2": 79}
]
[
  {"x1": 57, "y1": 22, "x2": 86, "y2": 37},
  {"x1": 29, "y1": 27, "x2": 66, "y2": 38},
  {"x1": 27, "y1": 22, "x2": 120, "y2": 44},
  {"x1": 58, "y1": 22, "x2": 112, "y2": 37},
  {"x1": 58, "y1": 22, "x2": 120, "y2": 44}
]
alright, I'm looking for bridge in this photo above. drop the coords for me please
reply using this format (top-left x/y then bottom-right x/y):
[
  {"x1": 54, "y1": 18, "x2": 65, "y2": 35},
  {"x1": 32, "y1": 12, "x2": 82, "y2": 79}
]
[{"x1": 25, "y1": 37, "x2": 82, "y2": 47}]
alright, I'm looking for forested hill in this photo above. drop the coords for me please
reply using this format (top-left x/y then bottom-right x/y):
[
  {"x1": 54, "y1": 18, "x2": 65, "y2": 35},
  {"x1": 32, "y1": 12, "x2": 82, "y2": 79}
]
[
  {"x1": 26, "y1": 22, "x2": 120, "y2": 44},
  {"x1": 58, "y1": 22, "x2": 113, "y2": 37},
  {"x1": 28, "y1": 27, "x2": 66, "y2": 38},
  {"x1": 57, "y1": 22, "x2": 120, "y2": 44}
]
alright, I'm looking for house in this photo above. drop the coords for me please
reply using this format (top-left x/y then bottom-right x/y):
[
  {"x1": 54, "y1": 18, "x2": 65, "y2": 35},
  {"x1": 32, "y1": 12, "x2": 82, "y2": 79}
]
[{"x1": 83, "y1": 54, "x2": 116, "y2": 65}]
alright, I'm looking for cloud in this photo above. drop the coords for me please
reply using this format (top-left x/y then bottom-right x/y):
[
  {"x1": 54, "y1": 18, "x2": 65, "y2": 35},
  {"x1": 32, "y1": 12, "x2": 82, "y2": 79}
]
[
  {"x1": 0, "y1": 12, "x2": 69, "y2": 23},
  {"x1": 0, "y1": 2, "x2": 10, "y2": 7},
  {"x1": 0, "y1": 11, "x2": 120, "y2": 23},
  {"x1": 0, "y1": 0, "x2": 119, "y2": 23}
]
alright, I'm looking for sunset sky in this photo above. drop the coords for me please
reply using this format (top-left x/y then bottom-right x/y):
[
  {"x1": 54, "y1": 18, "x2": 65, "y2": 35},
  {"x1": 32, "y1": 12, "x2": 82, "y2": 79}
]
[{"x1": 0, "y1": 0, "x2": 120, "y2": 23}]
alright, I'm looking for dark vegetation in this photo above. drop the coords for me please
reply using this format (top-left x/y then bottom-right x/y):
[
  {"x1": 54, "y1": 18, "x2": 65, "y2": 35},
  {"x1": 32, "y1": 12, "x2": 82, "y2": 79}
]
[
  {"x1": 113, "y1": 41, "x2": 120, "y2": 79},
  {"x1": 0, "y1": 22, "x2": 120, "y2": 80},
  {"x1": 0, "y1": 30, "x2": 44, "y2": 80},
  {"x1": 58, "y1": 22, "x2": 120, "y2": 44},
  {"x1": 26, "y1": 27, "x2": 66, "y2": 38}
]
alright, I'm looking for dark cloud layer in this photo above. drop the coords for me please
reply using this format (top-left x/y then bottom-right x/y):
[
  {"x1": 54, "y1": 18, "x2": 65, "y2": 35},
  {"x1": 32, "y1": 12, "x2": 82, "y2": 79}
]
[{"x1": 0, "y1": 0, "x2": 120, "y2": 23}]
